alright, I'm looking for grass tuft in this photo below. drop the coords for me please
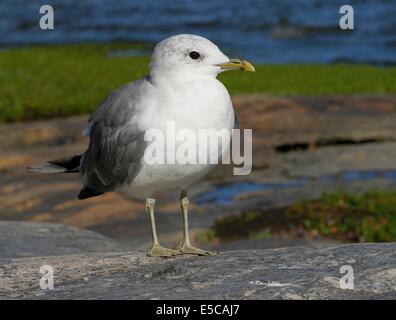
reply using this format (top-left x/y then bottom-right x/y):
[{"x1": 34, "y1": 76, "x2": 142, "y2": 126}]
[{"x1": 206, "y1": 190, "x2": 396, "y2": 243}]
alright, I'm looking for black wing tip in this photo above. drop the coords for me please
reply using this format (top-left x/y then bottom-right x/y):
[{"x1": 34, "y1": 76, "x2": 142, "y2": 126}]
[{"x1": 78, "y1": 187, "x2": 104, "y2": 200}]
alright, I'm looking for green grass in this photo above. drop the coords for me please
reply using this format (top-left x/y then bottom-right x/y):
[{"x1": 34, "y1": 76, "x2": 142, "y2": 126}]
[
  {"x1": 204, "y1": 190, "x2": 396, "y2": 243},
  {"x1": 1, "y1": 43, "x2": 396, "y2": 123},
  {"x1": 288, "y1": 190, "x2": 396, "y2": 242},
  {"x1": 0, "y1": 43, "x2": 150, "y2": 123}
]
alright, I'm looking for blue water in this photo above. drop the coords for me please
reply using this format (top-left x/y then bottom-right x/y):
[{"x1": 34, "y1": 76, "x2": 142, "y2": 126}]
[
  {"x1": 1, "y1": 0, "x2": 395, "y2": 64},
  {"x1": 196, "y1": 180, "x2": 306, "y2": 205},
  {"x1": 197, "y1": 169, "x2": 396, "y2": 205}
]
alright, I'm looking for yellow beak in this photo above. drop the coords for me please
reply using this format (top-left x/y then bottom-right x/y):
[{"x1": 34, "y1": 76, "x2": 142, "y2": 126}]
[{"x1": 217, "y1": 58, "x2": 255, "y2": 72}]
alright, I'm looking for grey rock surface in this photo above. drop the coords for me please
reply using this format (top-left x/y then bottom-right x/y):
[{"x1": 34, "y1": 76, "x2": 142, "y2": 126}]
[
  {"x1": 0, "y1": 221, "x2": 126, "y2": 259},
  {"x1": 0, "y1": 239, "x2": 395, "y2": 299}
]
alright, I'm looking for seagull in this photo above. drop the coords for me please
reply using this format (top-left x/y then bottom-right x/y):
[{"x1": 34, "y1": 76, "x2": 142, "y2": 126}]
[{"x1": 27, "y1": 34, "x2": 255, "y2": 257}]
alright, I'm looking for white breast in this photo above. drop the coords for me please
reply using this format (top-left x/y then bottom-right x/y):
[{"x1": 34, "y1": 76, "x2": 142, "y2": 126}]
[{"x1": 120, "y1": 76, "x2": 234, "y2": 199}]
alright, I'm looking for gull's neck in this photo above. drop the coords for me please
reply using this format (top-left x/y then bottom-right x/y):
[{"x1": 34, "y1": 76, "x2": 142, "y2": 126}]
[
  {"x1": 150, "y1": 64, "x2": 219, "y2": 85},
  {"x1": 149, "y1": 73, "x2": 220, "y2": 99}
]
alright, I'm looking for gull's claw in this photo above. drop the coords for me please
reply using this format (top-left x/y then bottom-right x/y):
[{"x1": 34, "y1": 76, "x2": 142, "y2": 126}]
[
  {"x1": 179, "y1": 243, "x2": 217, "y2": 256},
  {"x1": 148, "y1": 244, "x2": 181, "y2": 258}
]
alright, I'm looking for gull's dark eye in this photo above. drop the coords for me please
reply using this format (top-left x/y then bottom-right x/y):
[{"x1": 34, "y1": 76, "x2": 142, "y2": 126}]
[{"x1": 189, "y1": 51, "x2": 201, "y2": 60}]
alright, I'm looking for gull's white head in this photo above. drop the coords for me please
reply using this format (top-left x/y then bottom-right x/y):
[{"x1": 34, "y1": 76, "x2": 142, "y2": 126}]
[{"x1": 150, "y1": 34, "x2": 255, "y2": 79}]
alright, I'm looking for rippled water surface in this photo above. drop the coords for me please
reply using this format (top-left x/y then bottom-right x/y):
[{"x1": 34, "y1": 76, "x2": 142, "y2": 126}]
[
  {"x1": 197, "y1": 170, "x2": 396, "y2": 205},
  {"x1": 1, "y1": 0, "x2": 395, "y2": 64}
]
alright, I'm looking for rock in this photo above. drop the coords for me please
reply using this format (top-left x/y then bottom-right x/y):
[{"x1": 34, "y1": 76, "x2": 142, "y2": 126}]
[
  {"x1": 0, "y1": 221, "x2": 126, "y2": 259},
  {"x1": 0, "y1": 233, "x2": 395, "y2": 299}
]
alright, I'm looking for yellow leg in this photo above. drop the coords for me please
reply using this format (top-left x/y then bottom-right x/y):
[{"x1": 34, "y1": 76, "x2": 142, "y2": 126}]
[
  {"x1": 179, "y1": 190, "x2": 217, "y2": 256},
  {"x1": 146, "y1": 198, "x2": 180, "y2": 257}
]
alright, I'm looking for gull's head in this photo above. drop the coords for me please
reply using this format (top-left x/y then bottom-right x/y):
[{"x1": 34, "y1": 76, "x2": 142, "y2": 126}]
[{"x1": 150, "y1": 34, "x2": 255, "y2": 79}]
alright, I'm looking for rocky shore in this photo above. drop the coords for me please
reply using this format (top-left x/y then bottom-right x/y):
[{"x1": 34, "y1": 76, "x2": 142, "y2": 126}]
[{"x1": 0, "y1": 221, "x2": 395, "y2": 299}]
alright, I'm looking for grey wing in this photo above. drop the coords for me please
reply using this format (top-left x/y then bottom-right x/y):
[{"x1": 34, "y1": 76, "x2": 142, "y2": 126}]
[{"x1": 79, "y1": 78, "x2": 149, "y2": 198}]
